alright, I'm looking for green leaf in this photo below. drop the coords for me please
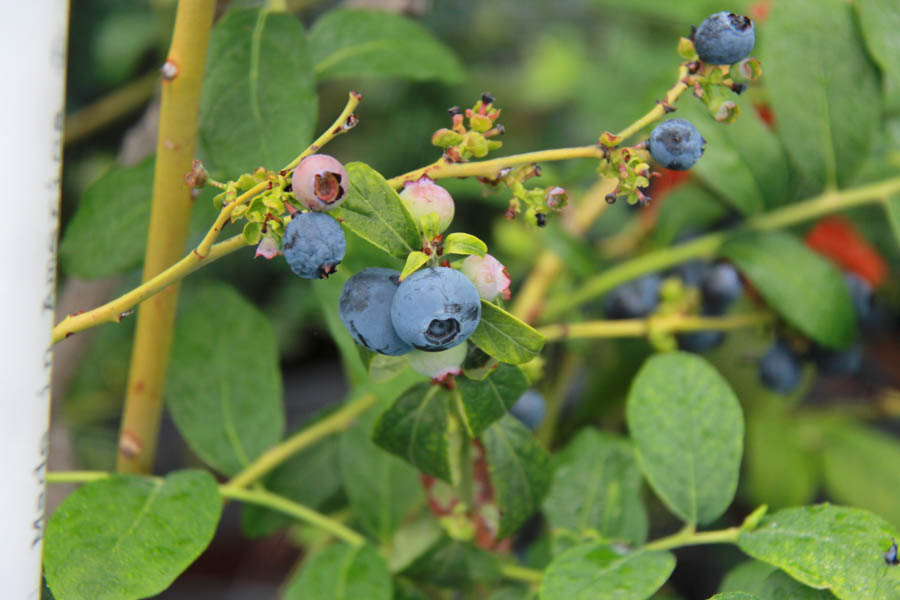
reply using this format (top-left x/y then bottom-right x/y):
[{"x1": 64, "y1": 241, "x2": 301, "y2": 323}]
[
  {"x1": 820, "y1": 419, "x2": 900, "y2": 527},
  {"x1": 738, "y1": 504, "x2": 900, "y2": 600},
  {"x1": 758, "y1": 571, "x2": 835, "y2": 600},
  {"x1": 707, "y1": 594, "x2": 760, "y2": 600},
  {"x1": 331, "y1": 162, "x2": 422, "y2": 259},
  {"x1": 372, "y1": 382, "x2": 453, "y2": 481},
  {"x1": 44, "y1": 471, "x2": 221, "y2": 600},
  {"x1": 542, "y1": 429, "x2": 648, "y2": 546},
  {"x1": 400, "y1": 251, "x2": 430, "y2": 281},
  {"x1": 402, "y1": 536, "x2": 501, "y2": 587},
  {"x1": 59, "y1": 157, "x2": 155, "y2": 278},
  {"x1": 283, "y1": 543, "x2": 392, "y2": 600},
  {"x1": 167, "y1": 284, "x2": 284, "y2": 476},
  {"x1": 242, "y1": 435, "x2": 342, "y2": 538},
  {"x1": 760, "y1": 0, "x2": 880, "y2": 190},
  {"x1": 199, "y1": 8, "x2": 315, "y2": 176},
  {"x1": 626, "y1": 352, "x2": 743, "y2": 525},
  {"x1": 540, "y1": 543, "x2": 675, "y2": 600},
  {"x1": 682, "y1": 98, "x2": 790, "y2": 214},
  {"x1": 444, "y1": 232, "x2": 488, "y2": 257},
  {"x1": 855, "y1": 0, "x2": 900, "y2": 90},
  {"x1": 719, "y1": 561, "x2": 777, "y2": 595},
  {"x1": 483, "y1": 415, "x2": 552, "y2": 538},
  {"x1": 470, "y1": 301, "x2": 546, "y2": 365},
  {"x1": 456, "y1": 364, "x2": 528, "y2": 437},
  {"x1": 744, "y1": 407, "x2": 818, "y2": 509},
  {"x1": 310, "y1": 9, "x2": 464, "y2": 84},
  {"x1": 339, "y1": 403, "x2": 424, "y2": 543},
  {"x1": 719, "y1": 231, "x2": 855, "y2": 349}
]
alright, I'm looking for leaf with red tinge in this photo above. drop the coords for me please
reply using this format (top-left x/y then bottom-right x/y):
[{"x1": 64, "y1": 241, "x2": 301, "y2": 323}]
[{"x1": 804, "y1": 217, "x2": 887, "y2": 288}]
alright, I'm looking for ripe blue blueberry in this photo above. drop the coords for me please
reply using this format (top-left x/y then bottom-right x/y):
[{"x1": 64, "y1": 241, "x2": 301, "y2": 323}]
[
  {"x1": 602, "y1": 274, "x2": 662, "y2": 319},
  {"x1": 281, "y1": 212, "x2": 346, "y2": 279},
  {"x1": 339, "y1": 268, "x2": 412, "y2": 356},
  {"x1": 693, "y1": 12, "x2": 755, "y2": 65},
  {"x1": 701, "y1": 262, "x2": 743, "y2": 310},
  {"x1": 812, "y1": 342, "x2": 862, "y2": 377},
  {"x1": 390, "y1": 267, "x2": 481, "y2": 352},
  {"x1": 759, "y1": 338, "x2": 804, "y2": 394},
  {"x1": 292, "y1": 154, "x2": 348, "y2": 212},
  {"x1": 678, "y1": 329, "x2": 725, "y2": 353},
  {"x1": 648, "y1": 119, "x2": 705, "y2": 171},
  {"x1": 885, "y1": 539, "x2": 899, "y2": 566},
  {"x1": 510, "y1": 390, "x2": 546, "y2": 430}
]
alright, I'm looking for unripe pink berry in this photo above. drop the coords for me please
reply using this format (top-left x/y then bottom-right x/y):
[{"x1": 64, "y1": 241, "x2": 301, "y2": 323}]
[
  {"x1": 292, "y1": 154, "x2": 348, "y2": 211},
  {"x1": 460, "y1": 254, "x2": 511, "y2": 302},
  {"x1": 400, "y1": 177, "x2": 455, "y2": 233}
]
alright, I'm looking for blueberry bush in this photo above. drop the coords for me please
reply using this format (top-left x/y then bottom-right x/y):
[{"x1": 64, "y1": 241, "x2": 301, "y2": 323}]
[{"x1": 48, "y1": 1, "x2": 900, "y2": 599}]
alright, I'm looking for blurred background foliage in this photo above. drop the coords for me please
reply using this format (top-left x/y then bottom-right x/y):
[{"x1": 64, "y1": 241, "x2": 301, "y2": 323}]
[{"x1": 56, "y1": 0, "x2": 899, "y2": 598}]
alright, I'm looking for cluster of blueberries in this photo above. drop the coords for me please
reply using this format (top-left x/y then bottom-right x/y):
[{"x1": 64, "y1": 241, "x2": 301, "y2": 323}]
[
  {"x1": 281, "y1": 154, "x2": 486, "y2": 378},
  {"x1": 602, "y1": 262, "x2": 877, "y2": 394},
  {"x1": 759, "y1": 272, "x2": 876, "y2": 393}
]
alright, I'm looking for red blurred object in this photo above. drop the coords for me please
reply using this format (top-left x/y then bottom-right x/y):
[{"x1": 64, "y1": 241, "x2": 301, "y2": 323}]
[
  {"x1": 749, "y1": 0, "x2": 772, "y2": 23},
  {"x1": 804, "y1": 216, "x2": 887, "y2": 288},
  {"x1": 753, "y1": 103, "x2": 775, "y2": 129}
]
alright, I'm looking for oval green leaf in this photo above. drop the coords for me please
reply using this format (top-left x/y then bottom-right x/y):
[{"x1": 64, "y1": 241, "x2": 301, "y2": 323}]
[
  {"x1": 855, "y1": 0, "x2": 900, "y2": 92},
  {"x1": 820, "y1": 419, "x2": 900, "y2": 528},
  {"x1": 400, "y1": 251, "x2": 430, "y2": 281},
  {"x1": 707, "y1": 594, "x2": 760, "y2": 600},
  {"x1": 199, "y1": 8, "x2": 316, "y2": 176},
  {"x1": 540, "y1": 543, "x2": 675, "y2": 600},
  {"x1": 372, "y1": 382, "x2": 453, "y2": 481},
  {"x1": 402, "y1": 536, "x2": 501, "y2": 587},
  {"x1": 331, "y1": 162, "x2": 422, "y2": 259},
  {"x1": 626, "y1": 352, "x2": 743, "y2": 525},
  {"x1": 456, "y1": 363, "x2": 528, "y2": 437},
  {"x1": 444, "y1": 232, "x2": 488, "y2": 257},
  {"x1": 719, "y1": 560, "x2": 776, "y2": 595},
  {"x1": 59, "y1": 158, "x2": 155, "y2": 278},
  {"x1": 542, "y1": 429, "x2": 648, "y2": 545},
  {"x1": 470, "y1": 300, "x2": 546, "y2": 365},
  {"x1": 167, "y1": 284, "x2": 284, "y2": 476},
  {"x1": 44, "y1": 471, "x2": 221, "y2": 600},
  {"x1": 719, "y1": 231, "x2": 856, "y2": 348},
  {"x1": 283, "y1": 543, "x2": 392, "y2": 600},
  {"x1": 483, "y1": 415, "x2": 553, "y2": 538},
  {"x1": 760, "y1": 0, "x2": 880, "y2": 190},
  {"x1": 310, "y1": 9, "x2": 464, "y2": 84},
  {"x1": 738, "y1": 504, "x2": 900, "y2": 600}
]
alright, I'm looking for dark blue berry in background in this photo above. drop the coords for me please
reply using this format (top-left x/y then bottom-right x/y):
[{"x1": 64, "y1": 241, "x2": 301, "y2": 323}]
[
  {"x1": 510, "y1": 389, "x2": 546, "y2": 430},
  {"x1": 759, "y1": 338, "x2": 804, "y2": 394},
  {"x1": 678, "y1": 329, "x2": 725, "y2": 353},
  {"x1": 812, "y1": 341, "x2": 862, "y2": 377},
  {"x1": 701, "y1": 262, "x2": 743, "y2": 310},
  {"x1": 339, "y1": 268, "x2": 412, "y2": 356},
  {"x1": 843, "y1": 272, "x2": 879, "y2": 331},
  {"x1": 648, "y1": 119, "x2": 705, "y2": 171},
  {"x1": 602, "y1": 274, "x2": 662, "y2": 319},
  {"x1": 281, "y1": 212, "x2": 346, "y2": 279},
  {"x1": 693, "y1": 11, "x2": 755, "y2": 65},
  {"x1": 672, "y1": 259, "x2": 709, "y2": 287},
  {"x1": 390, "y1": 267, "x2": 482, "y2": 352}
]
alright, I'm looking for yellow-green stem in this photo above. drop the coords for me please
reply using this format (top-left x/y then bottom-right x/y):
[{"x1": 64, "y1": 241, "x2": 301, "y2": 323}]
[
  {"x1": 46, "y1": 471, "x2": 365, "y2": 547},
  {"x1": 500, "y1": 563, "x2": 543, "y2": 584},
  {"x1": 282, "y1": 91, "x2": 362, "y2": 172},
  {"x1": 226, "y1": 393, "x2": 378, "y2": 490},
  {"x1": 644, "y1": 526, "x2": 740, "y2": 551},
  {"x1": 539, "y1": 311, "x2": 773, "y2": 342},
  {"x1": 545, "y1": 175, "x2": 900, "y2": 320},
  {"x1": 117, "y1": 0, "x2": 216, "y2": 474},
  {"x1": 64, "y1": 71, "x2": 158, "y2": 146}
]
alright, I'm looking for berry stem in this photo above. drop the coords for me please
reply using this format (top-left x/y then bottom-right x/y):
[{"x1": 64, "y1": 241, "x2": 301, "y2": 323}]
[
  {"x1": 116, "y1": 0, "x2": 216, "y2": 475},
  {"x1": 225, "y1": 393, "x2": 379, "y2": 490},
  {"x1": 538, "y1": 311, "x2": 773, "y2": 342},
  {"x1": 643, "y1": 525, "x2": 740, "y2": 551},
  {"x1": 46, "y1": 470, "x2": 366, "y2": 547},
  {"x1": 544, "y1": 175, "x2": 900, "y2": 321},
  {"x1": 281, "y1": 90, "x2": 362, "y2": 173}
]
